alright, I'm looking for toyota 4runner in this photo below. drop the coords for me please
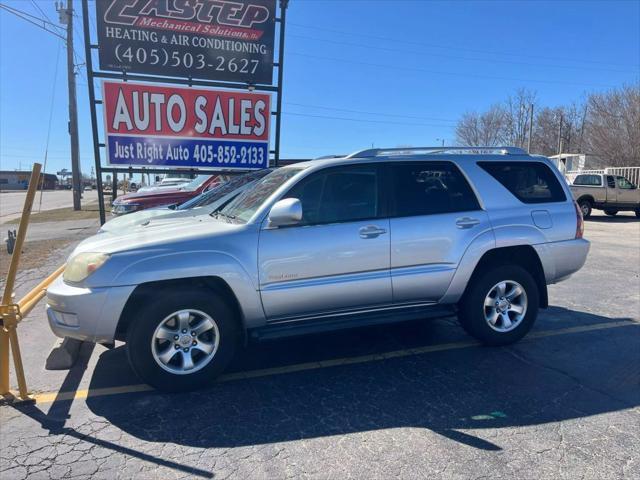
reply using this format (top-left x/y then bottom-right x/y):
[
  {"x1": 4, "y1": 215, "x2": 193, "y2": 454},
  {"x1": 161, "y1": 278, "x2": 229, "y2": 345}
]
[{"x1": 46, "y1": 147, "x2": 590, "y2": 391}]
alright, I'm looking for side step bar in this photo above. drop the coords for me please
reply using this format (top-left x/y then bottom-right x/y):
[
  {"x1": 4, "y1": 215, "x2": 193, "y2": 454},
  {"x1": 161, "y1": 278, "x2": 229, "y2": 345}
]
[{"x1": 249, "y1": 304, "x2": 457, "y2": 341}]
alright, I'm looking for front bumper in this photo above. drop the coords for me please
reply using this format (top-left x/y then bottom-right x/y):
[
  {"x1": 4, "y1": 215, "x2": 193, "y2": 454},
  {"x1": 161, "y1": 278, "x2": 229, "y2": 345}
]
[{"x1": 46, "y1": 276, "x2": 136, "y2": 343}]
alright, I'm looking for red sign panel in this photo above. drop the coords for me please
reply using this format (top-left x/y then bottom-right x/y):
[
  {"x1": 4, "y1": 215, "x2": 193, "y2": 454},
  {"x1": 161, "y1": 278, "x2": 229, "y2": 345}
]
[{"x1": 103, "y1": 80, "x2": 270, "y2": 169}]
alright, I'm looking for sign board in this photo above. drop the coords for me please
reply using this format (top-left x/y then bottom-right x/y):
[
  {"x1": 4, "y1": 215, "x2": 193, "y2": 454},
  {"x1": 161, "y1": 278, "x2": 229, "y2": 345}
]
[
  {"x1": 102, "y1": 80, "x2": 270, "y2": 169},
  {"x1": 96, "y1": 0, "x2": 276, "y2": 84}
]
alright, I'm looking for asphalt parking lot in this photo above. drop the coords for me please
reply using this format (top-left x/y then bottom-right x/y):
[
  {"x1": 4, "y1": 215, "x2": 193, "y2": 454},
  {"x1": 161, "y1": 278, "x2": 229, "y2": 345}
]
[{"x1": 1, "y1": 211, "x2": 639, "y2": 479}]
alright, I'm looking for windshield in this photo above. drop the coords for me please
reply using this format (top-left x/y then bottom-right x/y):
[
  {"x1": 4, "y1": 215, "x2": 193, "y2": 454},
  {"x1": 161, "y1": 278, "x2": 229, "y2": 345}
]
[
  {"x1": 179, "y1": 175, "x2": 213, "y2": 192},
  {"x1": 217, "y1": 167, "x2": 303, "y2": 223},
  {"x1": 178, "y1": 169, "x2": 273, "y2": 210}
]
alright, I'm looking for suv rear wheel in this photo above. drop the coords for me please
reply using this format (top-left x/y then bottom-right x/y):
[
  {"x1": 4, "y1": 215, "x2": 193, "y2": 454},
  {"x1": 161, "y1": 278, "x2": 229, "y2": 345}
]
[
  {"x1": 126, "y1": 288, "x2": 239, "y2": 392},
  {"x1": 459, "y1": 265, "x2": 539, "y2": 346}
]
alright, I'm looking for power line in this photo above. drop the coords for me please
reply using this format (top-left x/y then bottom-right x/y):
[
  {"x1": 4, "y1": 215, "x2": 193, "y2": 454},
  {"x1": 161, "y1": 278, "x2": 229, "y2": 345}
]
[
  {"x1": 0, "y1": 2, "x2": 65, "y2": 41},
  {"x1": 1, "y1": 146, "x2": 75, "y2": 154},
  {"x1": 2, "y1": 1, "x2": 62, "y2": 29},
  {"x1": 30, "y1": 0, "x2": 53, "y2": 24},
  {"x1": 288, "y1": 51, "x2": 618, "y2": 89},
  {"x1": 38, "y1": 40, "x2": 63, "y2": 210},
  {"x1": 289, "y1": 33, "x2": 638, "y2": 75},
  {"x1": 288, "y1": 22, "x2": 639, "y2": 70},
  {"x1": 1, "y1": 152, "x2": 73, "y2": 160},
  {"x1": 283, "y1": 111, "x2": 455, "y2": 128},
  {"x1": 285, "y1": 102, "x2": 457, "y2": 123}
]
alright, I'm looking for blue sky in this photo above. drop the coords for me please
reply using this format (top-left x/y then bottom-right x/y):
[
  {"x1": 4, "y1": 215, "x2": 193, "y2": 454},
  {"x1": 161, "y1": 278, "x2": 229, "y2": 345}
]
[{"x1": 1, "y1": 0, "x2": 638, "y2": 178}]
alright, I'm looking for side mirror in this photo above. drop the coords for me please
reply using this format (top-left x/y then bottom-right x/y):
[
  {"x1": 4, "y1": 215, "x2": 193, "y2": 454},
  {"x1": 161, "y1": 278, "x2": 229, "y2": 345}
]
[{"x1": 268, "y1": 198, "x2": 302, "y2": 227}]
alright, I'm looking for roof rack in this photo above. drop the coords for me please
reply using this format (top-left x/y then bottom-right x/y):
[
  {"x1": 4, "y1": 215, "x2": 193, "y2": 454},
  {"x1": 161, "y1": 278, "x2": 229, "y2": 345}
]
[{"x1": 346, "y1": 146, "x2": 528, "y2": 158}]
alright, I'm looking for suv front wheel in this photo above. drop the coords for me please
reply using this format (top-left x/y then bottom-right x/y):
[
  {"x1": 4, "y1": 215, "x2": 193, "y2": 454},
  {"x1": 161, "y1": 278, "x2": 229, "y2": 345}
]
[
  {"x1": 459, "y1": 265, "x2": 539, "y2": 346},
  {"x1": 126, "y1": 288, "x2": 239, "y2": 392}
]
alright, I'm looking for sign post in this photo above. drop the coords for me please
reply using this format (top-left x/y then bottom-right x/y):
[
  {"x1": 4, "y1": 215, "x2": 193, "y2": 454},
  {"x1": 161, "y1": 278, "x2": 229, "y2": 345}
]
[{"x1": 82, "y1": 0, "x2": 286, "y2": 225}]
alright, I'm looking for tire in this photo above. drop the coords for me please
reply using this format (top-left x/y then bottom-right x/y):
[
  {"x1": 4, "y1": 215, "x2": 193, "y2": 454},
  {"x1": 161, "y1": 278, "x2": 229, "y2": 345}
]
[
  {"x1": 458, "y1": 265, "x2": 539, "y2": 346},
  {"x1": 126, "y1": 288, "x2": 239, "y2": 392},
  {"x1": 604, "y1": 209, "x2": 618, "y2": 216},
  {"x1": 578, "y1": 199, "x2": 592, "y2": 219}
]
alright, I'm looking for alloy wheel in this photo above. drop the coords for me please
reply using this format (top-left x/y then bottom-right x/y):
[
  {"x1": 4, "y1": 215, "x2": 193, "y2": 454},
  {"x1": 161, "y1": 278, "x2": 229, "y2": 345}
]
[
  {"x1": 151, "y1": 309, "x2": 220, "y2": 375},
  {"x1": 483, "y1": 280, "x2": 528, "y2": 333}
]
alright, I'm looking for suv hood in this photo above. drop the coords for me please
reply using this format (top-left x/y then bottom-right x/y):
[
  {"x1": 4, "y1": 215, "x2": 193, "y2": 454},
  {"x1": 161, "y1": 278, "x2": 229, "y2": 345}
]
[
  {"x1": 73, "y1": 215, "x2": 239, "y2": 256},
  {"x1": 100, "y1": 206, "x2": 213, "y2": 234}
]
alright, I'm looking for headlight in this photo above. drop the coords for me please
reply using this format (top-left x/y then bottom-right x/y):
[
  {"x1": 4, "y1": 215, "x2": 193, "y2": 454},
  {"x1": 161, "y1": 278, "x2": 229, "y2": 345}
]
[
  {"x1": 64, "y1": 252, "x2": 110, "y2": 283},
  {"x1": 112, "y1": 203, "x2": 142, "y2": 215}
]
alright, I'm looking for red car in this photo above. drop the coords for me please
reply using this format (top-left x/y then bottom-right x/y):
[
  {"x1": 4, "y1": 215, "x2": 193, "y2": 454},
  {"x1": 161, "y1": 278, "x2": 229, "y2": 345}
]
[{"x1": 111, "y1": 175, "x2": 223, "y2": 216}]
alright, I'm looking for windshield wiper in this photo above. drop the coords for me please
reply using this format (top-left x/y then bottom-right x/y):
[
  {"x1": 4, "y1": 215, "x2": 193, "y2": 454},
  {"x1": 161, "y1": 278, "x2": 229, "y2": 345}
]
[{"x1": 212, "y1": 211, "x2": 237, "y2": 222}]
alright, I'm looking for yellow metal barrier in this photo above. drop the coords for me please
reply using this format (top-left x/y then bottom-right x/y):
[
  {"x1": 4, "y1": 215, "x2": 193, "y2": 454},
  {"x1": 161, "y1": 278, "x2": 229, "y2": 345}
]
[{"x1": 0, "y1": 163, "x2": 65, "y2": 403}]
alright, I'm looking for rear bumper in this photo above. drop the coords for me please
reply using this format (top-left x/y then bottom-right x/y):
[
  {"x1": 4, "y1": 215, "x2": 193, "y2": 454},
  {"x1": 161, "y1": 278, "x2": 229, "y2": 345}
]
[
  {"x1": 534, "y1": 238, "x2": 590, "y2": 284},
  {"x1": 46, "y1": 276, "x2": 135, "y2": 343}
]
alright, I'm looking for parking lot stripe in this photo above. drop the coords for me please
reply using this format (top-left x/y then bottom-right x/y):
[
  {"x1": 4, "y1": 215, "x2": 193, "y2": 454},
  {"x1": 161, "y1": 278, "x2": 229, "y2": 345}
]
[{"x1": 31, "y1": 319, "x2": 638, "y2": 405}]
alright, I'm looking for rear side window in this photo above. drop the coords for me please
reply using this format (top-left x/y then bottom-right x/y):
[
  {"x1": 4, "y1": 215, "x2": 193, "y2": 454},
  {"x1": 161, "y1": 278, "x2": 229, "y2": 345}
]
[
  {"x1": 390, "y1": 162, "x2": 480, "y2": 217},
  {"x1": 478, "y1": 161, "x2": 566, "y2": 204},
  {"x1": 573, "y1": 174, "x2": 602, "y2": 186}
]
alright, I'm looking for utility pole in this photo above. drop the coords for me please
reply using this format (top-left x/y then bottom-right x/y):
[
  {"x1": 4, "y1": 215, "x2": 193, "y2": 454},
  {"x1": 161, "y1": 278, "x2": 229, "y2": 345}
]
[
  {"x1": 556, "y1": 113, "x2": 564, "y2": 155},
  {"x1": 578, "y1": 105, "x2": 588, "y2": 154},
  {"x1": 57, "y1": 0, "x2": 82, "y2": 210},
  {"x1": 527, "y1": 103, "x2": 534, "y2": 153}
]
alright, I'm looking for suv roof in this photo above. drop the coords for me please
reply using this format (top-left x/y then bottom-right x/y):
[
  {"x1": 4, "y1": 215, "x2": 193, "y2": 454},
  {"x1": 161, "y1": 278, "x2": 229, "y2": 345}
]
[
  {"x1": 289, "y1": 146, "x2": 539, "y2": 170},
  {"x1": 347, "y1": 146, "x2": 528, "y2": 157}
]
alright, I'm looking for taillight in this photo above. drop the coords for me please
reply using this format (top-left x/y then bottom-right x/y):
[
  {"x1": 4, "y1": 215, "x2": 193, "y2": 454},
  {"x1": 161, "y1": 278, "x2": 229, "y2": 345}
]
[{"x1": 574, "y1": 201, "x2": 584, "y2": 239}]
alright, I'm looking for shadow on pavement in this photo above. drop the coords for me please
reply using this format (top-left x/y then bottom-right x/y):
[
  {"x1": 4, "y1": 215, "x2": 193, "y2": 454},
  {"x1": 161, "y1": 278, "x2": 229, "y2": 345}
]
[
  {"x1": 77, "y1": 307, "x2": 639, "y2": 452},
  {"x1": 586, "y1": 214, "x2": 638, "y2": 223},
  {"x1": 13, "y1": 341, "x2": 214, "y2": 478}
]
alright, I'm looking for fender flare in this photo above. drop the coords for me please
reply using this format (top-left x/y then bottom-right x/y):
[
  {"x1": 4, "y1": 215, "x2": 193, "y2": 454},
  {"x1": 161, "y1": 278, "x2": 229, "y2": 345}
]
[
  {"x1": 440, "y1": 225, "x2": 548, "y2": 304},
  {"x1": 111, "y1": 250, "x2": 266, "y2": 330}
]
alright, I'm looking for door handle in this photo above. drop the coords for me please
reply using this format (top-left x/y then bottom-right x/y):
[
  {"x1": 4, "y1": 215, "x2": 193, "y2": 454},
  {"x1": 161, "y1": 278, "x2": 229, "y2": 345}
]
[
  {"x1": 456, "y1": 217, "x2": 480, "y2": 229},
  {"x1": 359, "y1": 225, "x2": 387, "y2": 239}
]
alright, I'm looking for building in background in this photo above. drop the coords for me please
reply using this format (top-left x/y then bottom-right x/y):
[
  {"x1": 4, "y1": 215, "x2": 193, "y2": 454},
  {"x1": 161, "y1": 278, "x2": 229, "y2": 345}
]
[{"x1": 0, "y1": 170, "x2": 58, "y2": 190}]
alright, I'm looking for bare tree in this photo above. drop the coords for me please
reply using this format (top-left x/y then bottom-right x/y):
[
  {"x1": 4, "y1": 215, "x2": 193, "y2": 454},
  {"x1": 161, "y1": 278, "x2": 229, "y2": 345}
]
[
  {"x1": 583, "y1": 84, "x2": 640, "y2": 167},
  {"x1": 455, "y1": 104, "x2": 507, "y2": 146},
  {"x1": 531, "y1": 104, "x2": 583, "y2": 157},
  {"x1": 454, "y1": 84, "x2": 639, "y2": 167},
  {"x1": 503, "y1": 88, "x2": 537, "y2": 149},
  {"x1": 456, "y1": 89, "x2": 536, "y2": 148}
]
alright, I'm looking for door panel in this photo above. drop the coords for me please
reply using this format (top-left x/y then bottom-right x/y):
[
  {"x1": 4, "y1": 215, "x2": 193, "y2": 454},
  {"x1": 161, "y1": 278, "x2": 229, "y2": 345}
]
[
  {"x1": 606, "y1": 176, "x2": 618, "y2": 203},
  {"x1": 259, "y1": 220, "x2": 391, "y2": 319},
  {"x1": 615, "y1": 176, "x2": 640, "y2": 205},
  {"x1": 390, "y1": 212, "x2": 491, "y2": 302},
  {"x1": 258, "y1": 163, "x2": 391, "y2": 321},
  {"x1": 388, "y1": 161, "x2": 488, "y2": 303}
]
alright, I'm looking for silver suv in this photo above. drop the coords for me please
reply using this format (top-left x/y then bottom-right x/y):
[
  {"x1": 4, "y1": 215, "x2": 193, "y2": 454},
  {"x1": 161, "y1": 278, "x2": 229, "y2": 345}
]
[{"x1": 46, "y1": 147, "x2": 590, "y2": 391}]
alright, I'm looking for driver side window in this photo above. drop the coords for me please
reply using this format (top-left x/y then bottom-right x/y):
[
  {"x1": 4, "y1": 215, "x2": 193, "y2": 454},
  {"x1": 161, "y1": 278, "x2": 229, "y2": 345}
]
[
  {"x1": 285, "y1": 165, "x2": 381, "y2": 226},
  {"x1": 616, "y1": 176, "x2": 636, "y2": 189}
]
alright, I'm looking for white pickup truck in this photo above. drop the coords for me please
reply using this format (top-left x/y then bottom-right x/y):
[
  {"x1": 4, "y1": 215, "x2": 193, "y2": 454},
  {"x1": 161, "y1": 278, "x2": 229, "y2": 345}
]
[{"x1": 571, "y1": 173, "x2": 640, "y2": 218}]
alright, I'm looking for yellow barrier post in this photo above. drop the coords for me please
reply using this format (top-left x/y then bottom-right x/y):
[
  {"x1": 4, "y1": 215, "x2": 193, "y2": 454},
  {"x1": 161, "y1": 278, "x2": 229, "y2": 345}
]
[{"x1": 0, "y1": 163, "x2": 41, "y2": 403}]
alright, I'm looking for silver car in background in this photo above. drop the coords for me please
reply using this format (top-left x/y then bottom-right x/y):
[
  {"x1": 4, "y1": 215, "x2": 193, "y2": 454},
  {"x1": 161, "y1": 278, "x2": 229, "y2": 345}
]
[
  {"x1": 99, "y1": 169, "x2": 273, "y2": 235},
  {"x1": 46, "y1": 147, "x2": 589, "y2": 392}
]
